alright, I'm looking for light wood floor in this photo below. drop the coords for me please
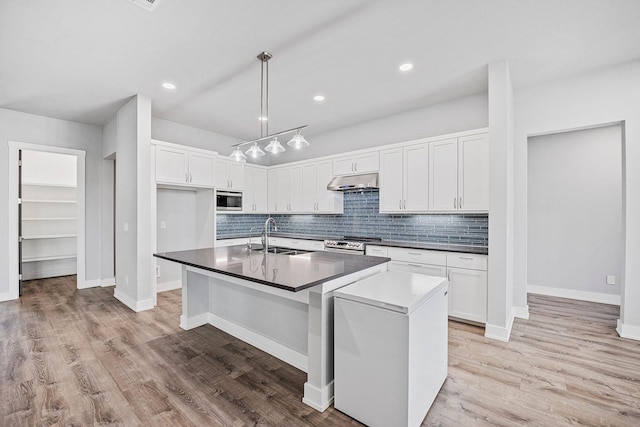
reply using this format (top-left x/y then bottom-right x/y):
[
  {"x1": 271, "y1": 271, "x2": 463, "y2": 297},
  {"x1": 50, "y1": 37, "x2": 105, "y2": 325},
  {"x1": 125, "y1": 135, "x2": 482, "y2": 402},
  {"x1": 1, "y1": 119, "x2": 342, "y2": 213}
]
[{"x1": 1, "y1": 277, "x2": 639, "y2": 426}]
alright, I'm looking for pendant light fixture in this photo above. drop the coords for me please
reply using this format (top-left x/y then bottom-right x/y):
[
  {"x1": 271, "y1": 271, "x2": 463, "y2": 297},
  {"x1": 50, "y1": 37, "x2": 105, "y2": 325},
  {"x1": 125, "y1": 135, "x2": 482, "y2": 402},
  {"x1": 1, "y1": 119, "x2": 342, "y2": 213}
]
[{"x1": 228, "y1": 51, "x2": 310, "y2": 161}]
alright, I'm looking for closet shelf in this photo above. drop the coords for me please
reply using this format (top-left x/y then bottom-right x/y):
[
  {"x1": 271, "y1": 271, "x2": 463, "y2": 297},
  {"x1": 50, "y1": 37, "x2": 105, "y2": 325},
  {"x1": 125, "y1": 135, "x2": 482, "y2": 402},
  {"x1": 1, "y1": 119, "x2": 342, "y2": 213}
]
[
  {"x1": 22, "y1": 234, "x2": 77, "y2": 240},
  {"x1": 22, "y1": 199, "x2": 77, "y2": 204},
  {"x1": 22, "y1": 217, "x2": 77, "y2": 221},
  {"x1": 23, "y1": 254, "x2": 77, "y2": 262}
]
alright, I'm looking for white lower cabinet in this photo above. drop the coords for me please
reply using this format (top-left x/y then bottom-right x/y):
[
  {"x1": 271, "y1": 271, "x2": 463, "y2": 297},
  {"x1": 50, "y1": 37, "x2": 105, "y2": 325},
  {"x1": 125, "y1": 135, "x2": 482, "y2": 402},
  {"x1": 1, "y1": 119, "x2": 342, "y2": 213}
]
[{"x1": 366, "y1": 245, "x2": 488, "y2": 324}]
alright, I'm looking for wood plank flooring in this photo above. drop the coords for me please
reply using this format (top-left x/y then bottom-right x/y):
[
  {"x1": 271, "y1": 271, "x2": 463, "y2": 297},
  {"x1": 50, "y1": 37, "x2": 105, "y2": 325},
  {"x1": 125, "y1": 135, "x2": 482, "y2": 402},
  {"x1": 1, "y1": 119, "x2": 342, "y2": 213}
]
[{"x1": 1, "y1": 277, "x2": 639, "y2": 426}]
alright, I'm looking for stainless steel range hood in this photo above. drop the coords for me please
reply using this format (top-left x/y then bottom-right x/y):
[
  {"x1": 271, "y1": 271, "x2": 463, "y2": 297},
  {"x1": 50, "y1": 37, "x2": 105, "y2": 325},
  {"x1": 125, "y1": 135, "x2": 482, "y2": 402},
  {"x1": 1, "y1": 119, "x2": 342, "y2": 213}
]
[{"x1": 327, "y1": 173, "x2": 379, "y2": 191}]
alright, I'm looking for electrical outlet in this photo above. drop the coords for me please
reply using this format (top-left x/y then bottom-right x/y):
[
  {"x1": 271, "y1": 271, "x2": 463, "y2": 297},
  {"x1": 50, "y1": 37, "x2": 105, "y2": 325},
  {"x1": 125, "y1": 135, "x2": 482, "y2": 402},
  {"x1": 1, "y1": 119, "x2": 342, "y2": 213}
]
[
  {"x1": 160, "y1": 221, "x2": 166, "y2": 229},
  {"x1": 606, "y1": 275, "x2": 616, "y2": 285}
]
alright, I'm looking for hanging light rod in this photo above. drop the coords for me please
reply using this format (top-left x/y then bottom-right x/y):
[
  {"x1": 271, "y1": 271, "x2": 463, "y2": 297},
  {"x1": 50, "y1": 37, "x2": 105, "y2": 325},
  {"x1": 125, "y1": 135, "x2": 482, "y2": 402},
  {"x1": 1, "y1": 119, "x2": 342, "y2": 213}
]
[
  {"x1": 231, "y1": 125, "x2": 309, "y2": 148},
  {"x1": 228, "y1": 51, "x2": 311, "y2": 161}
]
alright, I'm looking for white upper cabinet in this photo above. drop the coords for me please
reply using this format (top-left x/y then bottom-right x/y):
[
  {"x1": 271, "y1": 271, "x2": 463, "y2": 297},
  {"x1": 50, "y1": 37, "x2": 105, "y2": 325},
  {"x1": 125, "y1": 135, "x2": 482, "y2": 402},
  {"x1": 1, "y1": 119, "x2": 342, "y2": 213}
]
[
  {"x1": 379, "y1": 142, "x2": 429, "y2": 213},
  {"x1": 244, "y1": 165, "x2": 268, "y2": 213},
  {"x1": 302, "y1": 160, "x2": 343, "y2": 213},
  {"x1": 429, "y1": 138, "x2": 458, "y2": 211},
  {"x1": 458, "y1": 133, "x2": 489, "y2": 211},
  {"x1": 215, "y1": 158, "x2": 245, "y2": 191},
  {"x1": 154, "y1": 141, "x2": 216, "y2": 187},
  {"x1": 333, "y1": 151, "x2": 379, "y2": 175},
  {"x1": 429, "y1": 133, "x2": 488, "y2": 212},
  {"x1": 269, "y1": 165, "x2": 303, "y2": 213}
]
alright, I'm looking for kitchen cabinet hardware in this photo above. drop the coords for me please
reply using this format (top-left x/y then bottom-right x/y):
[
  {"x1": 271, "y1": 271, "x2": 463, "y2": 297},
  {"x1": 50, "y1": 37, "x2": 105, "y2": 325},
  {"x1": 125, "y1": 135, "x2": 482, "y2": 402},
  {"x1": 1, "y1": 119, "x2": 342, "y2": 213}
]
[
  {"x1": 403, "y1": 199, "x2": 406, "y2": 209},
  {"x1": 399, "y1": 200, "x2": 402, "y2": 209},
  {"x1": 458, "y1": 256, "x2": 474, "y2": 260},
  {"x1": 453, "y1": 197, "x2": 457, "y2": 209},
  {"x1": 185, "y1": 172, "x2": 189, "y2": 182},
  {"x1": 447, "y1": 269, "x2": 451, "y2": 281},
  {"x1": 407, "y1": 252, "x2": 423, "y2": 256},
  {"x1": 407, "y1": 263, "x2": 424, "y2": 268},
  {"x1": 189, "y1": 173, "x2": 193, "y2": 183},
  {"x1": 459, "y1": 197, "x2": 462, "y2": 209}
]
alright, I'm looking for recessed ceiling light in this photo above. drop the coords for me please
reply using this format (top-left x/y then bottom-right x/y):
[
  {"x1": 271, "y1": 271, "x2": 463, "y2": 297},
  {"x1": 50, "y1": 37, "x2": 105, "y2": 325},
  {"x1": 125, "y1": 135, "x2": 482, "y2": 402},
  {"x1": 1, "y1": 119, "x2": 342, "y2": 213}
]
[
  {"x1": 258, "y1": 116, "x2": 268, "y2": 121},
  {"x1": 399, "y1": 63, "x2": 413, "y2": 72},
  {"x1": 313, "y1": 95, "x2": 325, "y2": 102},
  {"x1": 162, "y1": 82, "x2": 176, "y2": 90}
]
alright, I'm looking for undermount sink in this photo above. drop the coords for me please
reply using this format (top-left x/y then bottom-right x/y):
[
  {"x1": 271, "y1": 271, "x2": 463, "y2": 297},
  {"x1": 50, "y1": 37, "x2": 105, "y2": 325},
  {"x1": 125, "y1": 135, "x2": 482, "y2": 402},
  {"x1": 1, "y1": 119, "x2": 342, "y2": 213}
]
[{"x1": 259, "y1": 246, "x2": 312, "y2": 256}]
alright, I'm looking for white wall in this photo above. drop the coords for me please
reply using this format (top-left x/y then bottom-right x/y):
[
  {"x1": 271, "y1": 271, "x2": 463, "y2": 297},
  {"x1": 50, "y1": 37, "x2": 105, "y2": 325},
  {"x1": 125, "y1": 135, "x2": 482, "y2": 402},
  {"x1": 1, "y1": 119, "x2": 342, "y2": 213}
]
[
  {"x1": 0, "y1": 108, "x2": 103, "y2": 299},
  {"x1": 151, "y1": 117, "x2": 245, "y2": 159},
  {"x1": 486, "y1": 60, "x2": 516, "y2": 342},
  {"x1": 514, "y1": 60, "x2": 640, "y2": 340},
  {"x1": 272, "y1": 93, "x2": 488, "y2": 165},
  {"x1": 22, "y1": 150, "x2": 77, "y2": 186},
  {"x1": 527, "y1": 125, "x2": 622, "y2": 302},
  {"x1": 113, "y1": 95, "x2": 154, "y2": 311}
]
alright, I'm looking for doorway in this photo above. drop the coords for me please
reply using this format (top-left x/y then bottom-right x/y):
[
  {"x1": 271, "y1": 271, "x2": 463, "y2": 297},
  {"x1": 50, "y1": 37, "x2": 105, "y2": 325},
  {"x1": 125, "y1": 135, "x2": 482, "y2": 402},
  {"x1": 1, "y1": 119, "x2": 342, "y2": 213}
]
[
  {"x1": 8, "y1": 141, "x2": 86, "y2": 299},
  {"x1": 527, "y1": 124, "x2": 623, "y2": 303}
]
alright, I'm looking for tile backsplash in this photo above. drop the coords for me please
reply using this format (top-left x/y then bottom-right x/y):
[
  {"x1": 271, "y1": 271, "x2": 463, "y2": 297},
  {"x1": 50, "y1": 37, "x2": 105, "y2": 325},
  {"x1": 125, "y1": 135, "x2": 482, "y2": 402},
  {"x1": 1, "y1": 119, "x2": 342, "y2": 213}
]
[{"x1": 217, "y1": 190, "x2": 488, "y2": 246}]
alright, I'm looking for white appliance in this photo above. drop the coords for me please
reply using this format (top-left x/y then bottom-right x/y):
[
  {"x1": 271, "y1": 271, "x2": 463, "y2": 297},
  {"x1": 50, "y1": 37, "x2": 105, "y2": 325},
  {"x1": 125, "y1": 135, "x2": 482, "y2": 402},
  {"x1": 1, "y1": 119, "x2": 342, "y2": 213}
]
[{"x1": 334, "y1": 271, "x2": 448, "y2": 427}]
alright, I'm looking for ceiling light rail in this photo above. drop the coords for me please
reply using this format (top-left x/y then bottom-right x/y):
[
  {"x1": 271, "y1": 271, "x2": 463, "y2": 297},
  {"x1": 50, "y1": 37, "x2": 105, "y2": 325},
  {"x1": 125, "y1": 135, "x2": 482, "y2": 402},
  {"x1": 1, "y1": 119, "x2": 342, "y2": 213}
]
[{"x1": 229, "y1": 51, "x2": 310, "y2": 162}]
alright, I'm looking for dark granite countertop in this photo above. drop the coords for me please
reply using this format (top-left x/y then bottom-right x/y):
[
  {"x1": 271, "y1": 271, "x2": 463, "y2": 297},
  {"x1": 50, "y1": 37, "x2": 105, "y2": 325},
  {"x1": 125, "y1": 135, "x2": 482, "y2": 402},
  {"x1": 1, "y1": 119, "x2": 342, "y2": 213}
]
[
  {"x1": 368, "y1": 240, "x2": 488, "y2": 255},
  {"x1": 154, "y1": 246, "x2": 390, "y2": 292},
  {"x1": 217, "y1": 233, "x2": 488, "y2": 255}
]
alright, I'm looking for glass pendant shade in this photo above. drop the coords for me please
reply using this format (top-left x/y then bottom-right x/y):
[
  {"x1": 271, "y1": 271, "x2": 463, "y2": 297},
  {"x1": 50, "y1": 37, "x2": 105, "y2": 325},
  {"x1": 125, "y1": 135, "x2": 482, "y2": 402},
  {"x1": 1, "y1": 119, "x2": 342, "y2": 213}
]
[
  {"x1": 287, "y1": 131, "x2": 310, "y2": 149},
  {"x1": 246, "y1": 142, "x2": 266, "y2": 158},
  {"x1": 264, "y1": 137, "x2": 285, "y2": 154},
  {"x1": 229, "y1": 147, "x2": 247, "y2": 161}
]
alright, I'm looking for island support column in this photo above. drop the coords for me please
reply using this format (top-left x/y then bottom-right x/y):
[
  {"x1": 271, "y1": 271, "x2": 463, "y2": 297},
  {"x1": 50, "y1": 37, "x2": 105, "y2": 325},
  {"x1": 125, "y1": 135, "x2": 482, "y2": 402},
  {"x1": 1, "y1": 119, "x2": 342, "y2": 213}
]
[{"x1": 303, "y1": 286, "x2": 335, "y2": 411}]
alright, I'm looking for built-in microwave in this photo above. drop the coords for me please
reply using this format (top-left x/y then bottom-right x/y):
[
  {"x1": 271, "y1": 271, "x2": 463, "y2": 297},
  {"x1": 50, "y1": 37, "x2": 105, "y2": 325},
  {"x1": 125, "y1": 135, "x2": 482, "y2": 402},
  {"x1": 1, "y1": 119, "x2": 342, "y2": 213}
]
[{"x1": 216, "y1": 191, "x2": 243, "y2": 211}]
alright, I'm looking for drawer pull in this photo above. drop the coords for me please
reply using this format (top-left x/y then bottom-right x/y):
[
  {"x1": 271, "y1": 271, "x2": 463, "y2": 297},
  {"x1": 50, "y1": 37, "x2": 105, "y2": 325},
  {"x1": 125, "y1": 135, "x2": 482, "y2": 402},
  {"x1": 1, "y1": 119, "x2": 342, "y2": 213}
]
[
  {"x1": 407, "y1": 252, "x2": 423, "y2": 256},
  {"x1": 407, "y1": 263, "x2": 424, "y2": 268},
  {"x1": 458, "y1": 257, "x2": 474, "y2": 260}
]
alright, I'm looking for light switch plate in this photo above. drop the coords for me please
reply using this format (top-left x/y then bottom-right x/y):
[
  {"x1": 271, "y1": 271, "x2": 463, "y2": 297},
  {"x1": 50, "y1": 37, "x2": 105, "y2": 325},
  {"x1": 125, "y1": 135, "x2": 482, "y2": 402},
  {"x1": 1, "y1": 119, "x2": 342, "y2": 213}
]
[{"x1": 606, "y1": 275, "x2": 616, "y2": 285}]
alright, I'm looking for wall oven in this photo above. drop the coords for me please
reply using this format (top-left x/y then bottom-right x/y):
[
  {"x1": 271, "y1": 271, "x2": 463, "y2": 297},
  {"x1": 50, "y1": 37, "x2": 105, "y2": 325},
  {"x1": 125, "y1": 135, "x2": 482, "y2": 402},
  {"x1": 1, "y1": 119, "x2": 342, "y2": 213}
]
[{"x1": 216, "y1": 191, "x2": 242, "y2": 211}]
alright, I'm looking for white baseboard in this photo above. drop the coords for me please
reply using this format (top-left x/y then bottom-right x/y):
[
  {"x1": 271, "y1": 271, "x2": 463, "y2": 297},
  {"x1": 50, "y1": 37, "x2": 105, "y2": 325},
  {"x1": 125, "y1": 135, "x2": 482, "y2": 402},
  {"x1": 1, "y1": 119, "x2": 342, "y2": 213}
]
[
  {"x1": 527, "y1": 284, "x2": 620, "y2": 305},
  {"x1": 114, "y1": 288, "x2": 155, "y2": 312},
  {"x1": 513, "y1": 304, "x2": 529, "y2": 320},
  {"x1": 157, "y1": 280, "x2": 181, "y2": 293},
  {"x1": 204, "y1": 312, "x2": 308, "y2": 373},
  {"x1": 180, "y1": 313, "x2": 210, "y2": 330},
  {"x1": 101, "y1": 277, "x2": 115, "y2": 287},
  {"x1": 303, "y1": 380, "x2": 334, "y2": 412},
  {"x1": 616, "y1": 319, "x2": 640, "y2": 341},
  {"x1": 484, "y1": 307, "x2": 515, "y2": 342},
  {"x1": 0, "y1": 292, "x2": 15, "y2": 302},
  {"x1": 77, "y1": 278, "x2": 101, "y2": 289}
]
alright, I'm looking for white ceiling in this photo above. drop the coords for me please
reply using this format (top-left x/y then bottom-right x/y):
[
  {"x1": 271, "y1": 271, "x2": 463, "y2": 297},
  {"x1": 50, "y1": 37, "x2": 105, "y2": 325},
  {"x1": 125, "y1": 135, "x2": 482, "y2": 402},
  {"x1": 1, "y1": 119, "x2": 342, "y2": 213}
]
[{"x1": 1, "y1": 0, "x2": 639, "y2": 141}]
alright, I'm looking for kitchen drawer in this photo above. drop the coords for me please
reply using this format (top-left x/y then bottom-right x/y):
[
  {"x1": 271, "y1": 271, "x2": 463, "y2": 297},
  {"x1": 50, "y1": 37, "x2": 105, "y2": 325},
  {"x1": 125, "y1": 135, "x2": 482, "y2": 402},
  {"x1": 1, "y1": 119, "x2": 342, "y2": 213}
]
[
  {"x1": 365, "y1": 245, "x2": 388, "y2": 257},
  {"x1": 446, "y1": 253, "x2": 487, "y2": 271},
  {"x1": 387, "y1": 247, "x2": 446, "y2": 266},
  {"x1": 388, "y1": 261, "x2": 446, "y2": 277}
]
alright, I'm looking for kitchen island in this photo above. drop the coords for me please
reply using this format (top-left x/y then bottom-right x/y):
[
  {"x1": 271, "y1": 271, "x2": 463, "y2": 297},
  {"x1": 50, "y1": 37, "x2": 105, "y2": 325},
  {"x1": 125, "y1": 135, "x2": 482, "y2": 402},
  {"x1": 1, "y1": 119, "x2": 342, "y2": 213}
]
[{"x1": 154, "y1": 245, "x2": 390, "y2": 411}]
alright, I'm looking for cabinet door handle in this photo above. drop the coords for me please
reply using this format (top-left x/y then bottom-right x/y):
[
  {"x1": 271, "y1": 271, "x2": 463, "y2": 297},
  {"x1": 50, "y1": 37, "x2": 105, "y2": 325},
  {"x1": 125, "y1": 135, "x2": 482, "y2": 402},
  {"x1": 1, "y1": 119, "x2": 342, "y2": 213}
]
[
  {"x1": 453, "y1": 197, "x2": 457, "y2": 209},
  {"x1": 447, "y1": 269, "x2": 451, "y2": 281},
  {"x1": 408, "y1": 252, "x2": 423, "y2": 256},
  {"x1": 275, "y1": 204, "x2": 277, "y2": 212},
  {"x1": 458, "y1": 256, "x2": 474, "y2": 260},
  {"x1": 407, "y1": 263, "x2": 423, "y2": 268},
  {"x1": 189, "y1": 173, "x2": 193, "y2": 182},
  {"x1": 351, "y1": 163, "x2": 355, "y2": 172},
  {"x1": 403, "y1": 200, "x2": 406, "y2": 209},
  {"x1": 459, "y1": 197, "x2": 463, "y2": 209},
  {"x1": 399, "y1": 200, "x2": 402, "y2": 209},
  {"x1": 185, "y1": 172, "x2": 189, "y2": 182},
  {"x1": 354, "y1": 162, "x2": 358, "y2": 171}
]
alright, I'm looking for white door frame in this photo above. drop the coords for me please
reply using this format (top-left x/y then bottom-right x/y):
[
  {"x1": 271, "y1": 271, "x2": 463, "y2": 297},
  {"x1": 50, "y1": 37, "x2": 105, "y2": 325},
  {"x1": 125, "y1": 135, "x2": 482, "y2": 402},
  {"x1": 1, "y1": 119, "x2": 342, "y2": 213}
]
[{"x1": 8, "y1": 141, "x2": 87, "y2": 298}]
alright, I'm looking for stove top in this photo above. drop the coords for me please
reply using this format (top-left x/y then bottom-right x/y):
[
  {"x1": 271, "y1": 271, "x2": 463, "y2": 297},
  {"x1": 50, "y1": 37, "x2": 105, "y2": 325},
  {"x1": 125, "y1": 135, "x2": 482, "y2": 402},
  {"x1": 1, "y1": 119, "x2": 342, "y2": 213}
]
[{"x1": 323, "y1": 236, "x2": 382, "y2": 252}]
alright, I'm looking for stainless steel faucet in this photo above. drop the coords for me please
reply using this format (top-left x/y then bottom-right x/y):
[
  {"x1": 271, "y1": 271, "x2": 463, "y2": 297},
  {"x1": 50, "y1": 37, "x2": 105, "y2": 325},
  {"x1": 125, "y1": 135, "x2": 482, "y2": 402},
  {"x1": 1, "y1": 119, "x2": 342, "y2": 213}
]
[
  {"x1": 263, "y1": 217, "x2": 278, "y2": 253},
  {"x1": 247, "y1": 226, "x2": 259, "y2": 251}
]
